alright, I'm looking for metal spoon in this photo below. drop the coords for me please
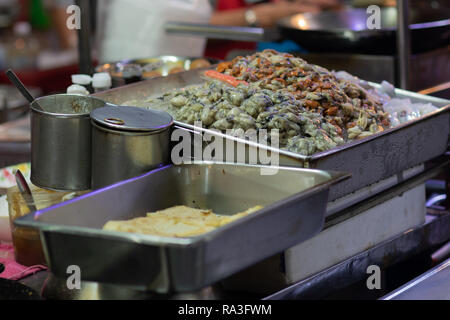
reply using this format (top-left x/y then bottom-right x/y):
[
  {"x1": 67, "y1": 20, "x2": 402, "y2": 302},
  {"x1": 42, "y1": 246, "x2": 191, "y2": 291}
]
[
  {"x1": 15, "y1": 169, "x2": 38, "y2": 213},
  {"x1": 5, "y1": 69, "x2": 44, "y2": 111}
]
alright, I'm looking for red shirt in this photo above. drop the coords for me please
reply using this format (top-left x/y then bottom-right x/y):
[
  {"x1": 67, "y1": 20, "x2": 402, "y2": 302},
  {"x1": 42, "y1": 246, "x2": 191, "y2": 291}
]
[{"x1": 204, "y1": 0, "x2": 258, "y2": 60}]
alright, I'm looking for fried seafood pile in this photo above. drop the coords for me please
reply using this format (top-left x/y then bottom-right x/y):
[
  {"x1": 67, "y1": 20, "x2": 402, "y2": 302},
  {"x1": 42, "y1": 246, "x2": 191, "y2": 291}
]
[
  {"x1": 218, "y1": 50, "x2": 391, "y2": 137},
  {"x1": 147, "y1": 50, "x2": 392, "y2": 156}
]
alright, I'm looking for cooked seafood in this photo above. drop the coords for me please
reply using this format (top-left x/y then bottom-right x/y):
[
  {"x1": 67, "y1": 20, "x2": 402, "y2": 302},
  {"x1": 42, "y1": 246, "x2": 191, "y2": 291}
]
[
  {"x1": 147, "y1": 79, "x2": 346, "y2": 155},
  {"x1": 218, "y1": 50, "x2": 390, "y2": 133},
  {"x1": 140, "y1": 50, "x2": 395, "y2": 156},
  {"x1": 103, "y1": 205, "x2": 263, "y2": 238}
]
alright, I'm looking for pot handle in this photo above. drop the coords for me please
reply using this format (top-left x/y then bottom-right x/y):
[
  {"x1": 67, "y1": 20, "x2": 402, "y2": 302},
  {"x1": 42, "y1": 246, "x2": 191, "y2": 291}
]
[{"x1": 164, "y1": 22, "x2": 270, "y2": 42}]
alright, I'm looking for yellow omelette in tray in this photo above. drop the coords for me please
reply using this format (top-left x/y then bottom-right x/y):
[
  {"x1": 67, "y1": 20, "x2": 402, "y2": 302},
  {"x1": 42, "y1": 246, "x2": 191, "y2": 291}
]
[{"x1": 103, "y1": 205, "x2": 263, "y2": 238}]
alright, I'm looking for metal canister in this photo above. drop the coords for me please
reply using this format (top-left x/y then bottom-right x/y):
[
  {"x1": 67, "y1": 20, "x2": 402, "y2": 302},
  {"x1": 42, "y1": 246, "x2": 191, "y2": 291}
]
[
  {"x1": 31, "y1": 94, "x2": 109, "y2": 191},
  {"x1": 90, "y1": 106, "x2": 173, "y2": 189}
]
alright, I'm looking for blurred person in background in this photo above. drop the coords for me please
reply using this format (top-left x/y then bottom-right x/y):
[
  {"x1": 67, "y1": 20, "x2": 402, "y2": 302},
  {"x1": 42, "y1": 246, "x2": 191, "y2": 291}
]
[
  {"x1": 96, "y1": 0, "x2": 212, "y2": 63},
  {"x1": 50, "y1": 0, "x2": 342, "y2": 63},
  {"x1": 50, "y1": 0, "x2": 212, "y2": 62}
]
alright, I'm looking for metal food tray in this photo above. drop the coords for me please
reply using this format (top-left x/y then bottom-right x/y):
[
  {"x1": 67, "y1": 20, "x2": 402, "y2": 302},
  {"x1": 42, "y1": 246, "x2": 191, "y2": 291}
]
[
  {"x1": 95, "y1": 56, "x2": 220, "y2": 88},
  {"x1": 15, "y1": 163, "x2": 348, "y2": 293},
  {"x1": 94, "y1": 68, "x2": 450, "y2": 201}
]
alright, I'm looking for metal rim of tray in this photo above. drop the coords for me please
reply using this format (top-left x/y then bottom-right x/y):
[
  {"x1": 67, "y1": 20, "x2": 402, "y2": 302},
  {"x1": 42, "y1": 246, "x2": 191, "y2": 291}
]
[
  {"x1": 175, "y1": 102, "x2": 450, "y2": 164},
  {"x1": 91, "y1": 66, "x2": 450, "y2": 201},
  {"x1": 92, "y1": 67, "x2": 450, "y2": 165},
  {"x1": 16, "y1": 162, "x2": 350, "y2": 247}
]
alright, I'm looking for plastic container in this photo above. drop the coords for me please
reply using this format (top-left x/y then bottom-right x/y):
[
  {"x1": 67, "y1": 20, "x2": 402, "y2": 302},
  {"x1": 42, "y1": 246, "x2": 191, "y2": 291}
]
[
  {"x1": 67, "y1": 84, "x2": 89, "y2": 95},
  {"x1": 92, "y1": 72, "x2": 112, "y2": 93},
  {"x1": 71, "y1": 74, "x2": 92, "y2": 86},
  {"x1": 7, "y1": 185, "x2": 80, "y2": 266},
  {"x1": 71, "y1": 74, "x2": 92, "y2": 94}
]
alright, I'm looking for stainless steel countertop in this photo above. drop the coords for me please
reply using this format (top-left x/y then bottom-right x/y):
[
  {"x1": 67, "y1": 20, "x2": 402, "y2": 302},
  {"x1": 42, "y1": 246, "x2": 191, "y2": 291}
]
[{"x1": 382, "y1": 259, "x2": 450, "y2": 300}]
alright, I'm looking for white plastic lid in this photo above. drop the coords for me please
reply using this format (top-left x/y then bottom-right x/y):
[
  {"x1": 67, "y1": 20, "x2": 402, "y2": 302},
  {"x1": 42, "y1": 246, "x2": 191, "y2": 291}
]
[
  {"x1": 71, "y1": 74, "x2": 92, "y2": 85},
  {"x1": 67, "y1": 84, "x2": 89, "y2": 95},
  {"x1": 92, "y1": 72, "x2": 112, "y2": 88},
  {"x1": 14, "y1": 22, "x2": 31, "y2": 36}
]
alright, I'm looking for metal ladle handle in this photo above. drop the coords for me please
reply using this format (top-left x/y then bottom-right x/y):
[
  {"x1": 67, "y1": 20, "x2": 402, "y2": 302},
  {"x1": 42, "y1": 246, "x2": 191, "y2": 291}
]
[{"x1": 5, "y1": 69, "x2": 44, "y2": 111}]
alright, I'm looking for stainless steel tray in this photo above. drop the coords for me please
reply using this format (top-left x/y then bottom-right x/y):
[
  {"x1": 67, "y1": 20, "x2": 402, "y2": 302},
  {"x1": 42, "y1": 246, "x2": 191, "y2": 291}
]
[
  {"x1": 15, "y1": 163, "x2": 348, "y2": 293},
  {"x1": 94, "y1": 68, "x2": 450, "y2": 200}
]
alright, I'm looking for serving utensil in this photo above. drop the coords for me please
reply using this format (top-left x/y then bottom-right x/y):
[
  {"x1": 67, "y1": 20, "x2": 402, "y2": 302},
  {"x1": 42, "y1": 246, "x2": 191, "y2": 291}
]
[
  {"x1": 5, "y1": 69, "x2": 44, "y2": 111},
  {"x1": 15, "y1": 169, "x2": 37, "y2": 213}
]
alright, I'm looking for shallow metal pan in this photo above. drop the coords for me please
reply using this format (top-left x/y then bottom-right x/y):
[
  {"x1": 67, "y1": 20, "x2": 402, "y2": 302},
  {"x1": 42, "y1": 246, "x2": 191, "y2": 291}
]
[
  {"x1": 95, "y1": 56, "x2": 220, "y2": 88},
  {"x1": 165, "y1": 5, "x2": 450, "y2": 55},
  {"x1": 15, "y1": 163, "x2": 348, "y2": 293},
  {"x1": 277, "y1": 6, "x2": 450, "y2": 54},
  {"x1": 94, "y1": 69, "x2": 450, "y2": 201}
]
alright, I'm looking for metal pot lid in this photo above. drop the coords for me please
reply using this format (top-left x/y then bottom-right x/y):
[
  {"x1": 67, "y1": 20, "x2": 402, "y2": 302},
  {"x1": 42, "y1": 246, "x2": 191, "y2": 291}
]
[{"x1": 91, "y1": 106, "x2": 173, "y2": 132}]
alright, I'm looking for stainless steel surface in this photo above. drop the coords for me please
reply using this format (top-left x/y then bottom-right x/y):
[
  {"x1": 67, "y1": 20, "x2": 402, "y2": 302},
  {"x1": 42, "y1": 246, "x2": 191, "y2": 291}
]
[
  {"x1": 325, "y1": 164, "x2": 425, "y2": 218},
  {"x1": 15, "y1": 163, "x2": 348, "y2": 293},
  {"x1": 15, "y1": 169, "x2": 37, "y2": 212},
  {"x1": 225, "y1": 156, "x2": 448, "y2": 296},
  {"x1": 382, "y1": 258, "x2": 450, "y2": 300},
  {"x1": 265, "y1": 211, "x2": 450, "y2": 300},
  {"x1": 91, "y1": 106, "x2": 173, "y2": 132},
  {"x1": 96, "y1": 55, "x2": 220, "y2": 88},
  {"x1": 90, "y1": 106, "x2": 173, "y2": 189},
  {"x1": 92, "y1": 68, "x2": 206, "y2": 103},
  {"x1": 130, "y1": 56, "x2": 220, "y2": 76},
  {"x1": 397, "y1": 0, "x2": 411, "y2": 90},
  {"x1": 31, "y1": 94, "x2": 109, "y2": 191},
  {"x1": 18, "y1": 168, "x2": 450, "y2": 300},
  {"x1": 94, "y1": 69, "x2": 450, "y2": 201},
  {"x1": 326, "y1": 154, "x2": 450, "y2": 225},
  {"x1": 164, "y1": 22, "x2": 279, "y2": 42}
]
